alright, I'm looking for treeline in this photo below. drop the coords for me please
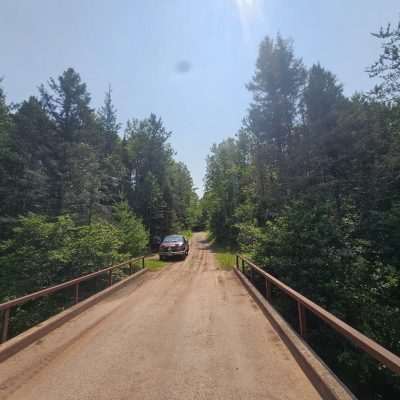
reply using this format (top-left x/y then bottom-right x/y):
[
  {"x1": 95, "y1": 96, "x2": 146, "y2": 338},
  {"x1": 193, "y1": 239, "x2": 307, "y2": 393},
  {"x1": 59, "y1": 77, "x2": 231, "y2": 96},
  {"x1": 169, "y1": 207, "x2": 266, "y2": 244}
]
[
  {"x1": 0, "y1": 68, "x2": 199, "y2": 303},
  {"x1": 203, "y1": 23, "x2": 400, "y2": 399}
]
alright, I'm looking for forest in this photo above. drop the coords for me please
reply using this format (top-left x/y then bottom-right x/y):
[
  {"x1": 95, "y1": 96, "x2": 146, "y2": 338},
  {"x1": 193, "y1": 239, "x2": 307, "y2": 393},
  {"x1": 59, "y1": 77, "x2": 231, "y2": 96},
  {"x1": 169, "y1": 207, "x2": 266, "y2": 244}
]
[
  {"x1": 2, "y1": 12, "x2": 400, "y2": 400},
  {"x1": 0, "y1": 68, "x2": 199, "y2": 310},
  {"x1": 202, "y1": 20, "x2": 400, "y2": 399}
]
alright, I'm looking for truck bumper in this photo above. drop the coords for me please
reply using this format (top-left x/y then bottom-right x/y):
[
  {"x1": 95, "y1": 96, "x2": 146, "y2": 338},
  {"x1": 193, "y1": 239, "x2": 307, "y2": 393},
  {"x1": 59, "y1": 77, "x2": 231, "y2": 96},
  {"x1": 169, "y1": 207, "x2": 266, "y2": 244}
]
[{"x1": 159, "y1": 250, "x2": 186, "y2": 257}]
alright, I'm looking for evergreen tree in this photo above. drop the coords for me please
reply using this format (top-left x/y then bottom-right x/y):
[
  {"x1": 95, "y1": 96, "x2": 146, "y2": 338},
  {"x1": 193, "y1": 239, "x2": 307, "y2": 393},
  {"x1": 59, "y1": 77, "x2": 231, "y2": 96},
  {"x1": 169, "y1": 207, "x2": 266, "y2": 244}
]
[
  {"x1": 204, "y1": 29, "x2": 400, "y2": 398},
  {"x1": 97, "y1": 87, "x2": 125, "y2": 215},
  {"x1": 246, "y1": 35, "x2": 306, "y2": 218},
  {"x1": 0, "y1": 82, "x2": 17, "y2": 236},
  {"x1": 40, "y1": 68, "x2": 101, "y2": 218},
  {"x1": 98, "y1": 85, "x2": 120, "y2": 155},
  {"x1": 367, "y1": 20, "x2": 400, "y2": 102}
]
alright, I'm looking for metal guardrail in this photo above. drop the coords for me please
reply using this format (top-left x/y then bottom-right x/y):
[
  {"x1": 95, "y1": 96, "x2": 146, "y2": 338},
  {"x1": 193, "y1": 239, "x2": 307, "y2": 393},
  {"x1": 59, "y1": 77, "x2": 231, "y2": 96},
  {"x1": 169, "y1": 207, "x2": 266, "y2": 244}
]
[
  {"x1": 236, "y1": 254, "x2": 400, "y2": 376},
  {"x1": 0, "y1": 256, "x2": 145, "y2": 343}
]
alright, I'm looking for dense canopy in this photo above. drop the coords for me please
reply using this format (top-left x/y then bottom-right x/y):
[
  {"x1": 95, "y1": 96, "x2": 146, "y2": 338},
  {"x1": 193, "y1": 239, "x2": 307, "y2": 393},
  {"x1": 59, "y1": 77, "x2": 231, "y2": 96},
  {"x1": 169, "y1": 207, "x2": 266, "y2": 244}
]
[{"x1": 203, "y1": 24, "x2": 400, "y2": 400}]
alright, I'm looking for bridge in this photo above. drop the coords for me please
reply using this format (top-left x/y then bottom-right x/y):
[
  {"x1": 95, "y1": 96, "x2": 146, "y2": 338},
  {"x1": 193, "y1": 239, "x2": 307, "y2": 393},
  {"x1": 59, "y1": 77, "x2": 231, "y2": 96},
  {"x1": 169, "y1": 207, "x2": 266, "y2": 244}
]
[{"x1": 0, "y1": 233, "x2": 399, "y2": 399}]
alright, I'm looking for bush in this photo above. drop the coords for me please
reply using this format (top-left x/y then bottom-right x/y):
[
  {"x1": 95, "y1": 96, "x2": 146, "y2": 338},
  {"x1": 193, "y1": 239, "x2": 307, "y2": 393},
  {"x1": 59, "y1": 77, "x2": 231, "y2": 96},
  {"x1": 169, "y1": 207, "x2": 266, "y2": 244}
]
[
  {"x1": 112, "y1": 202, "x2": 149, "y2": 256},
  {"x1": 0, "y1": 214, "x2": 77, "y2": 299},
  {"x1": 0, "y1": 209, "x2": 149, "y2": 302}
]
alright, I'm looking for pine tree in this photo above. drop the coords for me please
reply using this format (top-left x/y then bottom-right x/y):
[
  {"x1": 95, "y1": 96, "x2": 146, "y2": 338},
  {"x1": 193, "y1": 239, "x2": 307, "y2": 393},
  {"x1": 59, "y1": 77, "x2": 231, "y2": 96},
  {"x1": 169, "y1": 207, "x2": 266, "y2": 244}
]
[
  {"x1": 0, "y1": 82, "x2": 18, "y2": 237},
  {"x1": 98, "y1": 85, "x2": 120, "y2": 155},
  {"x1": 367, "y1": 21, "x2": 400, "y2": 102},
  {"x1": 39, "y1": 68, "x2": 100, "y2": 218},
  {"x1": 246, "y1": 34, "x2": 306, "y2": 218}
]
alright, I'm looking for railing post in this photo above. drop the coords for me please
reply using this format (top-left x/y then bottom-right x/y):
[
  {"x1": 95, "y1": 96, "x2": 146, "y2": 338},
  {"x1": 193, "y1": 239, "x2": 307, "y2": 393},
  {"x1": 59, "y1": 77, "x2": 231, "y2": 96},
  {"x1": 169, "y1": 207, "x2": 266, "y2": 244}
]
[
  {"x1": 250, "y1": 266, "x2": 254, "y2": 283},
  {"x1": 266, "y1": 279, "x2": 272, "y2": 301},
  {"x1": 298, "y1": 302, "x2": 307, "y2": 339},
  {"x1": 241, "y1": 259, "x2": 245, "y2": 274},
  {"x1": 74, "y1": 283, "x2": 79, "y2": 304},
  {"x1": 108, "y1": 270, "x2": 112, "y2": 286},
  {"x1": 142, "y1": 257, "x2": 145, "y2": 270},
  {"x1": 1, "y1": 308, "x2": 10, "y2": 344},
  {"x1": 236, "y1": 255, "x2": 239, "y2": 269},
  {"x1": 129, "y1": 262, "x2": 133, "y2": 275}
]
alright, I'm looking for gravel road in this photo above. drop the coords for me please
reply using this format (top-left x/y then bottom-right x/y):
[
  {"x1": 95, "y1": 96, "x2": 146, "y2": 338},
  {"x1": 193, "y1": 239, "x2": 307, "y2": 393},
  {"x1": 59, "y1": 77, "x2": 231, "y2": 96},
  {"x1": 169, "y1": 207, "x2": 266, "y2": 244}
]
[{"x1": 0, "y1": 233, "x2": 321, "y2": 400}]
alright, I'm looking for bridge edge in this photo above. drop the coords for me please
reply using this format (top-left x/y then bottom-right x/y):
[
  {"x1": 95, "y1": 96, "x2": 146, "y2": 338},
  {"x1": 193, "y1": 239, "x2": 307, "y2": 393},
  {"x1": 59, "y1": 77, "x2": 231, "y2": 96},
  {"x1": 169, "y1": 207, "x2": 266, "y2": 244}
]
[
  {"x1": 0, "y1": 268, "x2": 148, "y2": 363},
  {"x1": 234, "y1": 267, "x2": 356, "y2": 400}
]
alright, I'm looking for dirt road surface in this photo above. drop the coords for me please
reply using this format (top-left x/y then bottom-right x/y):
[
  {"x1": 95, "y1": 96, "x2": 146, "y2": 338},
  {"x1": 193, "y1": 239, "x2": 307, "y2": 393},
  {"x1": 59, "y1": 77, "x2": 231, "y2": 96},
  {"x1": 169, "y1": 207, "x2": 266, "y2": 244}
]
[{"x1": 0, "y1": 233, "x2": 321, "y2": 400}]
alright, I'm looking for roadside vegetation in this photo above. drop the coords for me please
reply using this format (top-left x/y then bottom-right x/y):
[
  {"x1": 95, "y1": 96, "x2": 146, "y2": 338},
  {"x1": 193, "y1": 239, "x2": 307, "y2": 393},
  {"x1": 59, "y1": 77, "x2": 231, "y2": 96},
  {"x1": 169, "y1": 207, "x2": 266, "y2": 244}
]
[
  {"x1": 145, "y1": 258, "x2": 167, "y2": 271},
  {"x1": 213, "y1": 248, "x2": 236, "y2": 270},
  {"x1": 202, "y1": 21, "x2": 400, "y2": 399},
  {"x1": 179, "y1": 230, "x2": 193, "y2": 239},
  {"x1": 207, "y1": 232, "x2": 236, "y2": 270},
  {"x1": 0, "y1": 70, "x2": 201, "y2": 335}
]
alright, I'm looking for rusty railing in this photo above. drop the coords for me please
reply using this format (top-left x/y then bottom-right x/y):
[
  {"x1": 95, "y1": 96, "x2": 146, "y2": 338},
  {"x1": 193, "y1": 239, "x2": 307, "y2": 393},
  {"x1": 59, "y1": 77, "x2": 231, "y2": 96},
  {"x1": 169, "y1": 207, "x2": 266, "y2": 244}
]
[
  {"x1": 236, "y1": 254, "x2": 400, "y2": 376},
  {"x1": 0, "y1": 256, "x2": 146, "y2": 343}
]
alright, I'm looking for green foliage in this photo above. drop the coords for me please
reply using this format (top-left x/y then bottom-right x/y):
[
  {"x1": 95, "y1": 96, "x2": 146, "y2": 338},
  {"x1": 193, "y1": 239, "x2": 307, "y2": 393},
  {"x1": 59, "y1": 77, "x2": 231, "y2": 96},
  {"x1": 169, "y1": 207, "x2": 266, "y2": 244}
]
[
  {"x1": 0, "y1": 215, "x2": 119, "y2": 299},
  {"x1": 0, "y1": 67, "x2": 198, "y2": 340},
  {"x1": 204, "y1": 29, "x2": 400, "y2": 398},
  {"x1": 0, "y1": 68, "x2": 197, "y2": 237},
  {"x1": 112, "y1": 201, "x2": 149, "y2": 256},
  {"x1": 98, "y1": 85, "x2": 121, "y2": 154},
  {"x1": 123, "y1": 115, "x2": 197, "y2": 236},
  {"x1": 213, "y1": 249, "x2": 236, "y2": 270},
  {"x1": 145, "y1": 258, "x2": 167, "y2": 271},
  {"x1": 367, "y1": 20, "x2": 400, "y2": 102},
  {"x1": 179, "y1": 230, "x2": 193, "y2": 239},
  {"x1": 0, "y1": 67, "x2": 197, "y2": 285},
  {"x1": 204, "y1": 134, "x2": 255, "y2": 246},
  {"x1": 67, "y1": 221, "x2": 125, "y2": 271},
  {"x1": 236, "y1": 222, "x2": 263, "y2": 255}
]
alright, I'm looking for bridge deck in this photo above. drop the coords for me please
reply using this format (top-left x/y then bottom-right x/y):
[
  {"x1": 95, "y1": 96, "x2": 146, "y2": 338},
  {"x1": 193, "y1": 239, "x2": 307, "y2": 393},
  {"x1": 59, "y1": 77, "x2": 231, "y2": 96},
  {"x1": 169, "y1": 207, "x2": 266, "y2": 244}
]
[{"x1": 0, "y1": 233, "x2": 321, "y2": 400}]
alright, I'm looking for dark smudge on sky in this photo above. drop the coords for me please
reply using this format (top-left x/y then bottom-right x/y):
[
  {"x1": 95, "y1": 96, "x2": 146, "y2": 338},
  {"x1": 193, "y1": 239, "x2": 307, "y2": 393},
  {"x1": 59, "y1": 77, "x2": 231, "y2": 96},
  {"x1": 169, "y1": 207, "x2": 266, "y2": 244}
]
[{"x1": 175, "y1": 60, "x2": 192, "y2": 74}]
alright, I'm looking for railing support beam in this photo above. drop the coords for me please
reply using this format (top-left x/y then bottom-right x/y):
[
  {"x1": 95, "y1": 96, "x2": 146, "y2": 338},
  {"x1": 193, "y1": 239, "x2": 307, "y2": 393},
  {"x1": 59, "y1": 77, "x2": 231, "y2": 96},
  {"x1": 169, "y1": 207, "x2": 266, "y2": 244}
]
[
  {"x1": 74, "y1": 283, "x2": 80, "y2": 304},
  {"x1": 298, "y1": 302, "x2": 307, "y2": 339},
  {"x1": 266, "y1": 279, "x2": 272, "y2": 301},
  {"x1": 1, "y1": 308, "x2": 10, "y2": 344}
]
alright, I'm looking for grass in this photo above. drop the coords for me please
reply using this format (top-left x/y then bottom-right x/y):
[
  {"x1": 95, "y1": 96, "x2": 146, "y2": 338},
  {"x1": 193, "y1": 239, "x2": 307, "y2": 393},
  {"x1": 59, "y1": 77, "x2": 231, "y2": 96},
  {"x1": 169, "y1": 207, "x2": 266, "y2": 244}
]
[
  {"x1": 215, "y1": 251, "x2": 236, "y2": 270},
  {"x1": 212, "y1": 244, "x2": 237, "y2": 270},
  {"x1": 204, "y1": 231, "x2": 237, "y2": 270},
  {"x1": 144, "y1": 258, "x2": 168, "y2": 271}
]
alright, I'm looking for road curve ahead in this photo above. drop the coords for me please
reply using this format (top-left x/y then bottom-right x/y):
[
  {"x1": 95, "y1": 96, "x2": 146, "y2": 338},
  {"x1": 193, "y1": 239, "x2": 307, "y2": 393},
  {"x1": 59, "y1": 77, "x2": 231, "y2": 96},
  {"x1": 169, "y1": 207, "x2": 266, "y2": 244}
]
[{"x1": 0, "y1": 233, "x2": 321, "y2": 400}]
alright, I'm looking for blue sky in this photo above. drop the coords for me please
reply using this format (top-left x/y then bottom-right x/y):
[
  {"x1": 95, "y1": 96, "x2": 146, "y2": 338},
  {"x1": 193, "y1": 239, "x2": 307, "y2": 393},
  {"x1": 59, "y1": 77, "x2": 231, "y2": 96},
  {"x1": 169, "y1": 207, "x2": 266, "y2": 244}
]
[{"x1": 1, "y1": 0, "x2": 399, "y2": 194}]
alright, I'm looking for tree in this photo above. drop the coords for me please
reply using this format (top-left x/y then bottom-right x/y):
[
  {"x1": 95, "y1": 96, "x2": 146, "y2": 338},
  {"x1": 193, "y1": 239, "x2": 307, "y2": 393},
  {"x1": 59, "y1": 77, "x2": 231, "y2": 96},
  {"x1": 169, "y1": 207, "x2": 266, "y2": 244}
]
[
  {"x1": 40, "y1": 68, "x2": 99, "y2": 216},
  {"x1": 294, "y1": 64, "x2": 347, "y2": 209},
  {"x1": 204, "y1": 138, "x2": 242, "y2": 244},
  {"x1": 97, "y1": 87, "x2": 125, "y2": 216},
  {"x1": 204, "y1": 29, "x2": 400, "y2": 398},
  {"x1": 123, "y1": 114, "x2": 175, "y2": 235},
  {"x1": 40, "y1": 68, "x2": 94, "y2": 143},
  {"x1": 0, "y1": 81, "x2": 17, "y2": 234},
  {"x1": 11, "y1": 97, "x2": 58, "y2": 215},
  {"x1": 98, "y1": 85, "x2": 120, "y2": 155},
  {"x1": 168, "y1": 161, "x2": 197, "y2": 229},
  {"x1": 112, "y1": 201, "x2": 148, "y2": 256},
  {"x1": 0, "y1": 68, "x2": 198, "y2": 344},
  {"x1": 246, "y1": 35, "x2": 306, "y2": 218},
  {"x1": 367, "y1": 21, "x2": 400, "y2": 102}
]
